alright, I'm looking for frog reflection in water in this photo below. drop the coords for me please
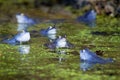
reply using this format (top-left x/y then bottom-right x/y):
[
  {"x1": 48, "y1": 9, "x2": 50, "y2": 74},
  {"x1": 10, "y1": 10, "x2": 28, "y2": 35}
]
[
  {"x1": 18, "y1": 45, "x2": 30, "y2": 54},
  {"x1": 16, "y1": 13, "x2": 37, "y2": 32},
  {"x1": 80, "y1": 61, "x2": 95, "y2": 71}
]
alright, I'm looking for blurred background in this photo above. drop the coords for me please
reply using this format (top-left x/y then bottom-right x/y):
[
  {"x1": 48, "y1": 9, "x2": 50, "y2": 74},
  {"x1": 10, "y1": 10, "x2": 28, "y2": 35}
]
[{"x1": 0, "y1": 0, "x2": 120, "y2": 22}]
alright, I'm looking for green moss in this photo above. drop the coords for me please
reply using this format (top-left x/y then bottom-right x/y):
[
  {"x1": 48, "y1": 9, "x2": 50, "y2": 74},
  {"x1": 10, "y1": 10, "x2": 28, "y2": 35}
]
[{"x1": 0, "y1": 9, "x2": 120, "y2": 80}]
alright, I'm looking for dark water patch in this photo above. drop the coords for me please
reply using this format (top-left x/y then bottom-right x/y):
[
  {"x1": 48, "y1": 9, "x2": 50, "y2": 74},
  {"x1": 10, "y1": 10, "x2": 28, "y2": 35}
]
[
  {"x1": 69, "y1": 51, "x2": 79, "y2": 55},
  {"x1": 48, "y1": 19, "x2": 66, "y2": 24},
  {"x1": 0, "y1": 19, "x2": 10, "y2": 24},
  {"x1": 48, "y1": 50, "x2": 56, "y2": 53},
  {"x1": 30, "y1": 30, "x2": 41, "y2": 38},
  {"x1": 0, "y1": 34, "x2": 13, "y2": 41},
  {"x1": 103, "y1": 72, "x2": 120, "y2": 76},
  {"x1": 81, "y1": 44, "x2": 120, "y2": 49},
  {"x1": 44, "y1": 18, "x2": 80, "y2": 24},
  {"x1": 0, "y1": 74, "x2": 42, "y2": 80},
  {"x1": 95, "y1": 50, "x2": 104, "y2": 56},
  {"x1": 97, "y1": 45, "x2": 119, "y2": 48},
  {"x1": 96, "y1": 45, "x2": 120, "y2": 48},
  {"x1": 91, "y1": 31, "x2": 120, "y2": 36},
  {"x1": 80, "y1": 45, "x2": 96, "y2": 49}
]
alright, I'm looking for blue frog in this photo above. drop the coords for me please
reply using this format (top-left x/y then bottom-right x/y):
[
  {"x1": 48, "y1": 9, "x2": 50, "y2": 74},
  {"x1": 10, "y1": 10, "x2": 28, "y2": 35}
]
[
  {"x1": 80, "y1": 48, "x2": 113, "y2": 64},
  {"x1": 77, "y1": 9, "x2": 96, "y2": 27},
  {"x1": 2, "y1": 30, "x2": 30, "y2": 45}
]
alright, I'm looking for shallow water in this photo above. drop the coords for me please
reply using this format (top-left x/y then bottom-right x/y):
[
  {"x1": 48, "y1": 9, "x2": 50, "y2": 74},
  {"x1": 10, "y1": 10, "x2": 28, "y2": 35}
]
[{"x1": 0, "y1": 21, "x2": 120, "y2": 80}]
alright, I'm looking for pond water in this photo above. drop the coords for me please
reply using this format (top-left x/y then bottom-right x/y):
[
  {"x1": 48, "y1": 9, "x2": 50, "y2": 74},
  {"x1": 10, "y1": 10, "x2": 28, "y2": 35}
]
[{"x1": 0, "y1": 22, "x2": 120, "y2": 80}]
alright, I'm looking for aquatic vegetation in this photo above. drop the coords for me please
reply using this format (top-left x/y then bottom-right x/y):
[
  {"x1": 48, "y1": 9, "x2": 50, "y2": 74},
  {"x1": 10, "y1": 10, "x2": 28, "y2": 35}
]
[
  {"x1": 0, "y1": 23, "x2": 16, "y2": 37},
  {"x1": 0, "y1": 13, "x2": 120, "y2": 80}
]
